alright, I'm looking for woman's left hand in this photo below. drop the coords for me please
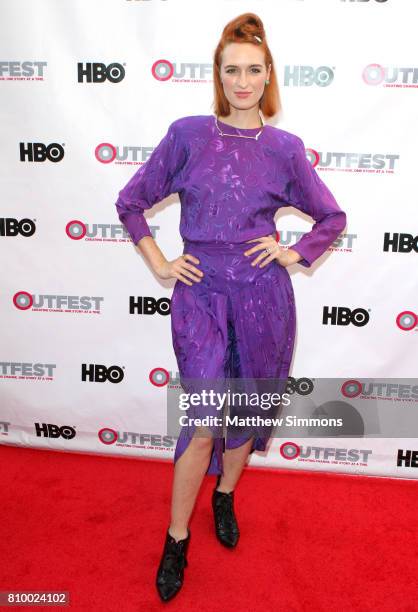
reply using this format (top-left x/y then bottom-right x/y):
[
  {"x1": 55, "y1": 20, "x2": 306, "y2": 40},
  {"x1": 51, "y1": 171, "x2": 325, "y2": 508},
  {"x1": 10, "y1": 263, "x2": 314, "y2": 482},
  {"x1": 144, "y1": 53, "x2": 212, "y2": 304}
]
[{"x1": 243, "y1": 235, "x2": 302, "y2": 268}]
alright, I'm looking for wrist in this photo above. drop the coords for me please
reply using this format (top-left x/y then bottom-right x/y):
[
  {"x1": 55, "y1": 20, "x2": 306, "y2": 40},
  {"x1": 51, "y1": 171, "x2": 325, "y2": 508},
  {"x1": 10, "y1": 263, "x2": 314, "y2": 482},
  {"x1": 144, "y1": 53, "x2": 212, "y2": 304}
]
[
  {"x1": 154, "y1": 259, "x2": 168, "y2": 275},
  {"x1": 283, "y1": 248, "x2": 302, "y2": 265}
]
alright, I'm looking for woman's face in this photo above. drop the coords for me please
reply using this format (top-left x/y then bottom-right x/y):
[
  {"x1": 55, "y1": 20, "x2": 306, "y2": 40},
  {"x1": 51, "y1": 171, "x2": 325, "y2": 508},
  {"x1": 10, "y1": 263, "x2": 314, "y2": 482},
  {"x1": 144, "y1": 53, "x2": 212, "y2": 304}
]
[{"x1": 219, "y1": 42, "x2": 271, "y2": 111}]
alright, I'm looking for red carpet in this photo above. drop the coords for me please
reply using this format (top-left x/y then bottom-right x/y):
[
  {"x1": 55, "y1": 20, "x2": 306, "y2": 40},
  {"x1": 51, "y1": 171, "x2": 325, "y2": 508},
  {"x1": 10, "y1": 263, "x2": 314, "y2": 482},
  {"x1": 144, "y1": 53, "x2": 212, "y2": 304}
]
[{"x1": 1, "y1": 444, "x2": 417, "y2": 611}]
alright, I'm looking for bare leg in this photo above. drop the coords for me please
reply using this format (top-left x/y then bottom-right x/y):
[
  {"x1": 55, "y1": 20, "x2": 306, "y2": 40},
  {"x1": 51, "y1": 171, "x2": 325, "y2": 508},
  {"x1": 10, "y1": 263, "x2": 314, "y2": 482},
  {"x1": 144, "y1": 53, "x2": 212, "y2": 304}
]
[
  {"x1": 216, "y1": 436, "x2": 254, "y2": 493},
  {"x1": 168, "y1": 428, "x2": 214, "y2": 542}
]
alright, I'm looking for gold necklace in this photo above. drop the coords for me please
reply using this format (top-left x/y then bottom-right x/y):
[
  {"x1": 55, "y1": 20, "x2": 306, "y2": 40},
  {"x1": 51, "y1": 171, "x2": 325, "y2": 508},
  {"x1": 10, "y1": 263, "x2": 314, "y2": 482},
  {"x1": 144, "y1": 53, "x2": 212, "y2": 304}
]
[{"x1": 214, "y1": 112, "x2": 265, "y2": 141}]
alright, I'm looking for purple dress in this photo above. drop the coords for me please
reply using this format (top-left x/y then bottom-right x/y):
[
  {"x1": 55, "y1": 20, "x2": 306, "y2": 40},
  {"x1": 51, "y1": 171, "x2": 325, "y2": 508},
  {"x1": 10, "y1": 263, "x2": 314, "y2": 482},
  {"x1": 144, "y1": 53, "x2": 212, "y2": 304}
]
[{"x1": 115, "y1": 114, "x2": 347, "y2": 475}]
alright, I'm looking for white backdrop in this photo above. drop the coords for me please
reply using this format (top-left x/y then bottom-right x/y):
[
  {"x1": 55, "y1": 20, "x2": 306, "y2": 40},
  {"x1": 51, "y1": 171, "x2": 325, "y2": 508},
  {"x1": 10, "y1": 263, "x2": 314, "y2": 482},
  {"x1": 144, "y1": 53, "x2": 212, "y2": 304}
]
[{"x1": 1, "y1": 0, "x2": 417, "y2": 479}]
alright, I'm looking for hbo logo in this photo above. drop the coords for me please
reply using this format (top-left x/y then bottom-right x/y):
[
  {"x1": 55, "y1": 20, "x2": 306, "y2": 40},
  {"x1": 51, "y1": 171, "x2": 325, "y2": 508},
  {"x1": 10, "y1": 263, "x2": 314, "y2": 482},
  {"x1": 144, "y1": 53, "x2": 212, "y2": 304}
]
[
  {"x1": 35, "y1": 423, "x2": 76, "y2": 439},
  {"x1": 285, "y1": 377, "x2": 314, "y2": 396},
  {"x1": 322, "y1": 307, "x2": 369, "y2": 327},
  {"x1": 19, "y1": 142, "x2": 64, "y2": 162},
  {"x1": 383, "y1": 233, "x2": 418, "y2": 253},
  {"x1": 0, "y1": 218, "x2": 35, "y2": 237},
  {"x1": 77, "y1": 62, "x2": 125, "y2": 83},
  {"x1": 284, "y1": 65, "x2": 334, "y2": 87},
  {"x1": 130, "y1": 296, "x2": 171, "y2": 315},
  {"x1": 81, "y1": 364, "x2": 124, "y2": 383}
]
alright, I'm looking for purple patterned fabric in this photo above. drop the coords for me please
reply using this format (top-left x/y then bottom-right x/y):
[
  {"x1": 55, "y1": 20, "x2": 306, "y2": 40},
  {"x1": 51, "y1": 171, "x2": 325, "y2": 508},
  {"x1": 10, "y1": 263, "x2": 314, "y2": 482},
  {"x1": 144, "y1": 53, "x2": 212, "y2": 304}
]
[
  {"x1": 115, "y1": 115, "x2": 347, "y2": 474},
  {"x1": 170, "y1": 238, "x2": 296, "y2": 474},
  {"x1": 115, "y1": 115, "x2": 346, "y2": 266}
]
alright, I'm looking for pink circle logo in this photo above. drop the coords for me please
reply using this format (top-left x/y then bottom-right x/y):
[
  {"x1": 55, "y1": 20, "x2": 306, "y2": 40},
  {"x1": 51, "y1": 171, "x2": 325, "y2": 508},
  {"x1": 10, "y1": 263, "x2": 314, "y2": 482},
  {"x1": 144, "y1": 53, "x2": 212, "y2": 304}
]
[
  {"x1": 149, "y1": 367, "x2": 170, "y2": 386},
  {"x1": 66, "y1": 220, "x2": 87, "y2": 240},
  {"x1": 306, "y1": 148, "x2": 320, "y2": 168},
  {"x1": 95, "y1": 142, "x2": 117, "y2": 164},
  {"x1": 362, "y1": 63, "x2": 385, "y2": 86},
  {"x1": 151, "y1": 59, "x2": 174, "y2": 81},
  {"x1": 13, "y1": 291, "x2": 33, "y2": 310},
  {"x1": 279, "y1": 442, "x2": 300, "y2": 460},
  {"x1": 341, "y1": 380, "x2": 362, "y2": 398},
  {"x1": 396, "y1": 311, "x2": 417, "y2": 331}
]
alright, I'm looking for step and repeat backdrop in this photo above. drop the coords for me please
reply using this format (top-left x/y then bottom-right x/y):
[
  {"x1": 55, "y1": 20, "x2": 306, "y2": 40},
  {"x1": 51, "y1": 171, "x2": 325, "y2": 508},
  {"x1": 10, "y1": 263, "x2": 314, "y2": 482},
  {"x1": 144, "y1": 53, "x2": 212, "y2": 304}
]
[{"x1": 1, "y1": 0, "x2": 417, "y2": 479}]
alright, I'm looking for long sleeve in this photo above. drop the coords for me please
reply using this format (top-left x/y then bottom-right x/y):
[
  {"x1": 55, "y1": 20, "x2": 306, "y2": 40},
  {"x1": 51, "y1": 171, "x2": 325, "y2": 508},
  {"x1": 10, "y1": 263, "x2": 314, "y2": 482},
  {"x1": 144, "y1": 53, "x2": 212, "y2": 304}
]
[
  {"x1": 115, "y1": 120, "x2": 188, "y2": 246},
  {"x1": 283, "y1": 136, "x2": 347, "y2": 268}
]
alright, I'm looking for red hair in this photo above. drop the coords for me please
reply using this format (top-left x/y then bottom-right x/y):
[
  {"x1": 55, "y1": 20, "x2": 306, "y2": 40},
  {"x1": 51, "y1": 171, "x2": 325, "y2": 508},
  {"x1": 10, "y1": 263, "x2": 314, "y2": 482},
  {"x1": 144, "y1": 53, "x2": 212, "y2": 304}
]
[{"x1": 212, "y1": 13, "x2": 281, "y2": 119}]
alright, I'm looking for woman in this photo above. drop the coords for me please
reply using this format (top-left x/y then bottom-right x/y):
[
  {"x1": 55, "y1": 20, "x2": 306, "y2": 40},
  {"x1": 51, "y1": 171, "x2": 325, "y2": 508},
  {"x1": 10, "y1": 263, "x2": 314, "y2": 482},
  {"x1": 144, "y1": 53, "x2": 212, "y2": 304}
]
[{"x1": 115, "y1": 13, "x2": 347, "y2": 603}]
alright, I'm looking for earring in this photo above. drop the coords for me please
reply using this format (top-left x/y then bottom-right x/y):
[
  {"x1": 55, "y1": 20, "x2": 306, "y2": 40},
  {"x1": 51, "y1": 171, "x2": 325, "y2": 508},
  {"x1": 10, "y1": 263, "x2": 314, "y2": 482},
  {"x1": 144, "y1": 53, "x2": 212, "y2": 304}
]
[{"x1": 265, "y1": 80, "x2": 270, "y2": 85}]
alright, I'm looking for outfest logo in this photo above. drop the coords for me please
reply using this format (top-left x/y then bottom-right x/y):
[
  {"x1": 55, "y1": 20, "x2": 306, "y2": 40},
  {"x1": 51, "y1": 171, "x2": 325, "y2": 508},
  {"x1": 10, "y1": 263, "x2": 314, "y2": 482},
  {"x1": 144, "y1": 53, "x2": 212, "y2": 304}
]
[
  {"x1": 276, "y1": 229, "x2": 353, "y2": 255},
  {"x1": 305, "y1": 147, "x2": 399, "y2": 173},
  {"x1": 95, "y1": 142, "x2": 155, "y2": 165},
  {"x1": 0, "y1": 362, "x2": 56, "y2": 380},
  {"x1": 13, "y1": 291, "x2": 103, "y2": 314},
  {"x1": 341, "y1": 380, "x2": 418, "y2": 401},
  {"x1": 66, "y1": 219, "x2": 134, "y2": 241},
  {"x1": 279, "y1": 441, "x2": 372, "y2": 465},
  {"x1": 151, "y1": 59, "x2": 212, "y2": 82},
  {"x1": 98, "y1": 428, "x2": 175, "y2": 449},
  {"x1": 0, "y1": 61, "x2": 47, "y2": 80},
  {"x1": 362, "y1": 63, "x2": 418, "y2": 87}
]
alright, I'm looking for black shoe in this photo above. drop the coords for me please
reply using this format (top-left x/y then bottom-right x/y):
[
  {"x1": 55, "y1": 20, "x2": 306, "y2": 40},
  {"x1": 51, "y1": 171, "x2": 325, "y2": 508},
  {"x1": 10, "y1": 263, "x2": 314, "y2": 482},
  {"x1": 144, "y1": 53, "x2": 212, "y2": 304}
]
[
  {"x1": 155, "y1": 527, "x2": 190, "y2": 602},
  {"x1": 212, "y1": 476, "x2": 240, "y2": 548}
]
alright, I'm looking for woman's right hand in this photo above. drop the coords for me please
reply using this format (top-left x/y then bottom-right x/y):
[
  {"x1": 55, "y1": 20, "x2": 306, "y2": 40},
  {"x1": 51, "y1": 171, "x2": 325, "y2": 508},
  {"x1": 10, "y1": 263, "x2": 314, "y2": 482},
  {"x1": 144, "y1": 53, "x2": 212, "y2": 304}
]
[{"x1": 155, "y1": 254, "x2": 204, "y2": 286}]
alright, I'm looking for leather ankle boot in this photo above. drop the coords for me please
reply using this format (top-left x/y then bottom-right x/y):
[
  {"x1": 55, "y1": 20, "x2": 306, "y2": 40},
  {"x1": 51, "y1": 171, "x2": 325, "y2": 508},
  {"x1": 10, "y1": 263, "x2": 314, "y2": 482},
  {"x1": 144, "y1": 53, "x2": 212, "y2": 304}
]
[
  {"x1": 155, "y1": 527, "x2": 190, "y2": 602},
  {"x1": 212, "y1": 475, "x2": 240, "y2": 548}
]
